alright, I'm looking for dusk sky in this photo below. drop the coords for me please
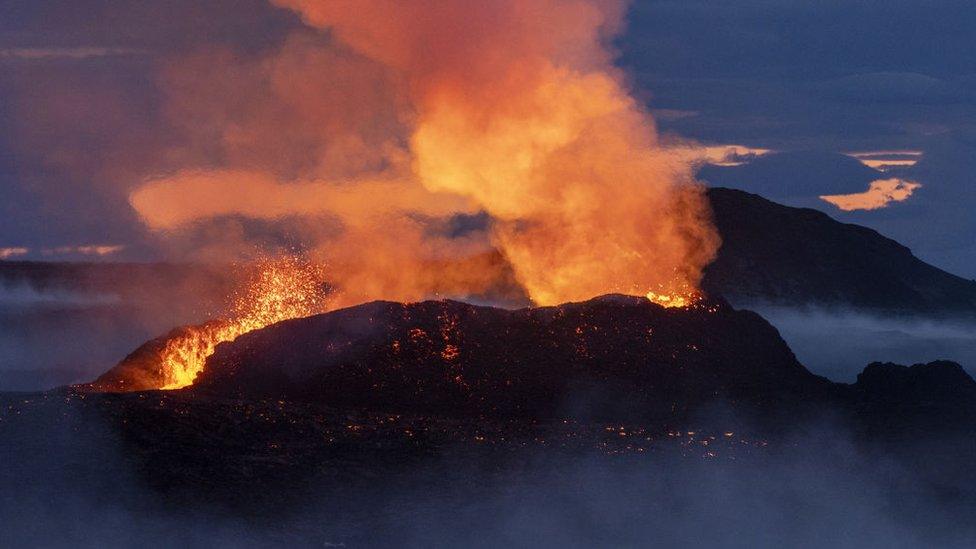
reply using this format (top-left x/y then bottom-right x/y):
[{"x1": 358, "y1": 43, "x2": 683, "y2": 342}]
[{"x1": 2, "y1": 0, "x2": 975, "y2": 278}]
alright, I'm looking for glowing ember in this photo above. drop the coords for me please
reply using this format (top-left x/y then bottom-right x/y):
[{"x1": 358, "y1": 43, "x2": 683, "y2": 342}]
[
  {"x1": 159, "y1": 257, "x2": 329, "y2": 389},
  {"x1": 646, "y1": 290, "x2": 701, "y2": 308}
]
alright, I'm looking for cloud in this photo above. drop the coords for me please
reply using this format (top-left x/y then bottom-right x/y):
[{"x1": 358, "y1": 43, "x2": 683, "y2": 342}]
[
  {"x1": 125, "y1": 0, "x2": 721, "y2": 306},
  {"x1": 845, "y1": 150, "x2": 923, "y2": 171},
  {"x1": 667, "y1": 143, "x2": 773, "y2": 167},
  {"x1": 0, "y1": 47, "x2": 146, "y2": 60},
  {"x1": 814, "y1": 72, "x2": 967, "y2": 105},
  {"x1": 699, "y1": 145, "x2": 773, "y2": 167},
  {"x1": 820, "y1": 179, "x2": 922, "y2": 211},
  {"x1": 129, "y1": 170, "x2": 475, "y2": 231},
  {"x1": 0, "y1": 245, "x2": 125, "y2": 259},
  {"x1": 650, "y1": 109, "x2": 700, "y2": 121},
  {"x1": 40, "y1": 245, "x2": 125, "y2": 257},
  {"x1": 697, "y1": 151, "x2": 883, "y2": 201},
  {"x1": 0, "y1": 247, "x2": 29, "y2": 259}
]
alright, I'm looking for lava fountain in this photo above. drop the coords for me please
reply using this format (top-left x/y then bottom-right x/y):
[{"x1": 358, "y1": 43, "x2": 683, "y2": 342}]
[
  {"x1": 91, "y1": 257, "x2": 330, "y2": 391},
  {"x1": 160, "y1": 257, "x2": 330, "y2": 389},
  {"x1": 94, "y1": 0, "x2": 721, "y2": 392}
]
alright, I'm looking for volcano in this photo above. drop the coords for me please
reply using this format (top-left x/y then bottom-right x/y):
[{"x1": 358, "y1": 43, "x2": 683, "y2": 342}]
[
  {"x1": 193, "y1": 295, "x2": 836, "y2": 421},
  {"x1": 92, "y1": 295, "x2": 835, "y2": 421},
  {"x1": 8, "y1": 294, "x2": 975, "y2": 535},
  {"x1": 87, "y1": 291, "x2": 976, "y2": 433}
]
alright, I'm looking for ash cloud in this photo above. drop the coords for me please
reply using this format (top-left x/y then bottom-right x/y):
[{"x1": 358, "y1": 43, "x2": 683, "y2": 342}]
[{"x1": 124, "y1": 0, "x2": 719, "y2": 307}]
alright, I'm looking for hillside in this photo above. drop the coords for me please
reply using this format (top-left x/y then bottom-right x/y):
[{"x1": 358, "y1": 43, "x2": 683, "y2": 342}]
[{"x1": 704, "y1": 187, "x2": 976, "y2": 314}]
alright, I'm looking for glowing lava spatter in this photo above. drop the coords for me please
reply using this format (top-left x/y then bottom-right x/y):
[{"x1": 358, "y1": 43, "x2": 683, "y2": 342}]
[
  {"x1": 645, "y1": 279, "x2": 702, "y2": 308},
  {"x1": 159, "y1": 257, "x2": 330, "y2": 389},
  {"x1": 646, "y1": 291, "x2": 699, "y2": 308}
]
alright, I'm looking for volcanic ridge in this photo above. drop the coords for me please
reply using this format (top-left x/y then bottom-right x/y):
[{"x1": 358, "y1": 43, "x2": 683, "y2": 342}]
[{"x1": 88, "y1": 295, "x2": 974, "y2": 433}]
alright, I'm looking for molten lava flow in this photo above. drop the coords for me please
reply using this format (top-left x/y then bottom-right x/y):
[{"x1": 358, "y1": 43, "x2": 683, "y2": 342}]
[
  {"x1": 646, "y1": 291, "x2": 699, "y2": 309},
  {"x1": 159, "y1": 257, "x2": 329, "y2": 389}
]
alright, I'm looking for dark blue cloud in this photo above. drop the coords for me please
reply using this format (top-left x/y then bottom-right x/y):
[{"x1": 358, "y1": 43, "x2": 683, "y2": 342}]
[
  {"x1": 698, "y1": 151, "x2": 881, "y2": 202},
  {"x1": 813, "y1": 73, "x2": 970, "y2": 105}
]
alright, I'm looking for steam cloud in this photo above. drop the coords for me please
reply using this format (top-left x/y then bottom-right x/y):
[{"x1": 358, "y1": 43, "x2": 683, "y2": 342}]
[{"x1": 129, "y1": 0, "x2": 719, "y2": 307}]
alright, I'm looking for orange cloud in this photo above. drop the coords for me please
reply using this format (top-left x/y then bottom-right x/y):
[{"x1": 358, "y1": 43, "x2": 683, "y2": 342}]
[
  {"x1": 820, "y1": 179, "x2": 922, "y2": 211},
  {"x1": 0, "y1": 247, "x2": 29, "y2": 259},
  {"x1": 845, "y1": 150, "x2": 923, "y2": 171},
  {"x1": 131, "y1": 0, "x2": 720, "y2": 306},
  {"x1": 131, "y1": 170, "x2": 476, "y2": 231}
]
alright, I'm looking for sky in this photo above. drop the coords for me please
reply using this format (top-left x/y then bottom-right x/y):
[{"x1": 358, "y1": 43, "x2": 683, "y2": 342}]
[{"x1": 1, "y1": 0, "x2": 974, "y2": 278}]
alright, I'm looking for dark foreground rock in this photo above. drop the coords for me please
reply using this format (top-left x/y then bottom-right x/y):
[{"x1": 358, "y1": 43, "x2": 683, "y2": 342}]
[
  {"x1": 3, "y1": 304, "x2": 976, "y2": 547},
  {"x1": 3, "y1": 359, "x2": 976, "y2": 548}
]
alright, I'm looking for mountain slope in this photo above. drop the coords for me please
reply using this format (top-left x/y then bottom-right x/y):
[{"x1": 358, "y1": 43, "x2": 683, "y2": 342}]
[{"x1": 704, "y1": 187, "x2": 976, "y2": 314}]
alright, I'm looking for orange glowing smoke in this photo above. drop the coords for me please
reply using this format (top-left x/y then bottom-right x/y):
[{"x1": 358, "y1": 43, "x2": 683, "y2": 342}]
[
  {"x1": 158, "y1": 257, "x2": 329, "y2": 389},
  {"x1": 129, "y1": 0, "x2": 719, "y2": 308}
]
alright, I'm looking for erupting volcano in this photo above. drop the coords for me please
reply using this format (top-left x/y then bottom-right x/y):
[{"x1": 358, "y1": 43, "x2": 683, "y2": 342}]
[
  {"x1": 7, "y1": 0, "x2": 976, "y2": 546},
  {"x1": 94, "y1": 257, "x2": 330, "y2": 390},
  {"x1": 99, "y1": 0, "x2": 723, "y2": 390},
  {"x1": 93, "y1": 257, "x2": 705, "y2": 392},
  {"x1": 127, "y1": 0, "x2": 718, "y2": 310}
]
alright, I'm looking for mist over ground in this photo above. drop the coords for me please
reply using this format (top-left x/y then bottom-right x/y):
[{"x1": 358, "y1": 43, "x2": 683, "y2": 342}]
[
  {"x1": 0, "y1": 286, "x2": 157, "y2": 390},
  {"x1": 2, "y1": 398, "x2": 975, "y2": 548},
  {"x1": 0, "y1": 274, "x2": 226, "y2": 391},
  {"x1": 3, "y1": 281, "x2": 976, "y2": 547},
  {"x1": 3, "y1": 276, "x2": 975, "y2": 392},
  {"x1": 744, "y1": 304, "x2": 976, "y2": 382}
]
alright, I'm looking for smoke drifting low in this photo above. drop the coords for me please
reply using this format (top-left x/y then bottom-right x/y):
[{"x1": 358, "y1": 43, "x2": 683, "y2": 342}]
[
  {"x1": 130, "y1": 0, "x2": 719, "y2": 306},
  {"x1": 748, "y1": 305, "x2": 976, "y2": 382},
  {"x1": 4, "y1": 402, "x2": 975, "y2": 548}
]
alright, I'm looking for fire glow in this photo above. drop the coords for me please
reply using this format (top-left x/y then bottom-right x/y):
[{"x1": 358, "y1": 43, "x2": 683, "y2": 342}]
[
  {"x1": 117, "y1": 0, "x2": 725, "y2": 391},
  {"x1": 129, "y1": 0, "x2": 719, "y2": 309},
  {"x1": 152, "y1": 257, "x2": 696, "y2": 390},
  {"x1": 158, "y1": 257, "x2": 329, "y2": 389},
  {"x1": 646, "y1": 291, "x2": 698, "y2": 308}
]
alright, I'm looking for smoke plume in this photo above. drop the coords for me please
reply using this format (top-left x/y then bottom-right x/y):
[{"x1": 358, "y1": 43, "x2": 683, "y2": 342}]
[{"x1": 130, "y1": 0, "x2": 719, "y2": 306}]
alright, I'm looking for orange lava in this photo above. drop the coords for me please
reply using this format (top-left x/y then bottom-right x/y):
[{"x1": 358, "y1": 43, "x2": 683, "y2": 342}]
[
  {"x1": 159, "y1": 257, "x2": 329, "y2": 389},
  {"x1": 646, "y1": 291, "x2": 700, "y2": 308}
]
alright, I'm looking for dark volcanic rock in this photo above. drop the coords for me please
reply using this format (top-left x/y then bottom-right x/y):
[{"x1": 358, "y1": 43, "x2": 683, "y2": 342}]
[
  {"x1": 704, "y1": 187, "x2": 976, "y2": 314},
  {"x1": 192, "y1": 295, "x2": 834, "y2": 422},
  {"x1": 852, "y1": 360, "x2": 976, "y2": 429},
  {"x1": 856, "y1": 360, "x2": 976, "y2": 406}
]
